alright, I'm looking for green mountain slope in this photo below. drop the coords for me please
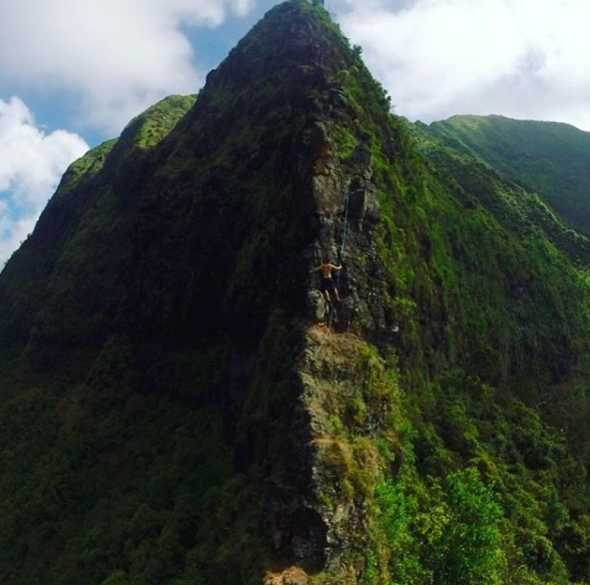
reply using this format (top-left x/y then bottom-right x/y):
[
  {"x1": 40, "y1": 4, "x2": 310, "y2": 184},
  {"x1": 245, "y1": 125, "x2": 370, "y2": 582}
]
[
  {"x1": 427, "y1": 114, "x2": 590, "y2": 235},
  {"x1": 1, "y1": 2, "x2": 590, "y2": 584}
]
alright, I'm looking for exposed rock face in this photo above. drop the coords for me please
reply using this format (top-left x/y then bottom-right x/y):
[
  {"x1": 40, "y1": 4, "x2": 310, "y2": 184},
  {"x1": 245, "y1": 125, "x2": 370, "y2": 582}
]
[{"x1": 265, "y1": 566, "x2": 310, "y2": 585}]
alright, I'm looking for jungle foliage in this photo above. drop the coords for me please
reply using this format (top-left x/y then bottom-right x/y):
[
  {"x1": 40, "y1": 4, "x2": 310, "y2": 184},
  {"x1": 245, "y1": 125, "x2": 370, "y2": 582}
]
[
  {"x1": 1, "y1": 1, "x2": 590, "y2": 584},
  {"x1": 426, "y1": 115, "x2": 590, "y2": 237}
]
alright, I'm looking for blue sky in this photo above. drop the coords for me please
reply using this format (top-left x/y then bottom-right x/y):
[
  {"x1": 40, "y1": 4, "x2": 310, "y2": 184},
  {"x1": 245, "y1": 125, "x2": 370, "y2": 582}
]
[
  {"x1": 0, "y1": 0, "x2": 277, "y2": 148},
  {"x1": 1, "y1": 0, "x2": 590, "y2": 266}
]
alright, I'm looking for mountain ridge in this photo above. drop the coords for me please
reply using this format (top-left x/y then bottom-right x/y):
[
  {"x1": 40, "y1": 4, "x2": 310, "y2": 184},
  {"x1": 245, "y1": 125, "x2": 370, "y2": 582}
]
[
  {"x1": 426, "y1": 114, "x2": 590, "y2": 236},
  {"x1": 1, "y1": 2, "x2": 590, "y2": 584}
]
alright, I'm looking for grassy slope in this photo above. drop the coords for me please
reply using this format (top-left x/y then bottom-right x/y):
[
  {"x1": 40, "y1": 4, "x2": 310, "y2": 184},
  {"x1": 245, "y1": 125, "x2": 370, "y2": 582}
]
[
  {"x1": 1, "y1": 3, "x2": 590, "y2": 585},
  {"x1": 427, "y1": 115, "x2": 590, "y2": 236},
  {"x1": 356, "y1": 119, "x2": 590, "y2": 583}
]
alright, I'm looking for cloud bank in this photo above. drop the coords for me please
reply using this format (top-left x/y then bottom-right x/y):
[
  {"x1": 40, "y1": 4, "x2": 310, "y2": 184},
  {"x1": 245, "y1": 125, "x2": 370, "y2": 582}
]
[
  {"x1": 0, "y1": 97, "x2": 88, "y2": 267},
  {"x1": 4, "y1": 0, "x2": 589, "y2": 132},
  {"x1": 0, "y1": 0, "x2": 253, "y2": 133},
  {"x1": 334, "y1": 0, "x2": 590, "y2": 130}
]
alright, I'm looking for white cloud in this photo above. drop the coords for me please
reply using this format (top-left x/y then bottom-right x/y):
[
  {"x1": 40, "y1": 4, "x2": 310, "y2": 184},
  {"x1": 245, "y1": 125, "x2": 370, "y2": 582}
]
[
  {"x1": 0, "y1": 96, "x2": 88, "y2": 267},
  {"x1": 1, "y1": 0, "x2": 588, "y2": 134},
  {"x1": 0, "y1": 0, "x2": 254, "y2": 133},
  {"x1": 333, "y1": 0, "x2": 590, "y2": 130}
]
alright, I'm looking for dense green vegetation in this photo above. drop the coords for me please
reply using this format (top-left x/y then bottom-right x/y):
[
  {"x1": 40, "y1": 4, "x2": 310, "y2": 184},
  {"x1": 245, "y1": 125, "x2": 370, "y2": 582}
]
[
  {"x1": 1, "y1": 1, "x2": 590, "y2": 584},
  {"x1": 267, "y1": 5, "x2": 590, "y2": 581},
  {"x1": 426, "y1": 115, "x2": 590, "y2": 236},
  {"x1": 0, "y1": 386, "x2": 266, "y2": 584},
  {"x1": 316, "y1": 32, "x2": 590, "y2": 579}
]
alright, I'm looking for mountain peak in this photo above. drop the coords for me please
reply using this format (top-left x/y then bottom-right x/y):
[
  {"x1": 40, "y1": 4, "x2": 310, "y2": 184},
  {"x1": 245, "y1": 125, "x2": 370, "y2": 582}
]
[{"x1": 2, "y1": 2, "x2": 590, "y2": 584}]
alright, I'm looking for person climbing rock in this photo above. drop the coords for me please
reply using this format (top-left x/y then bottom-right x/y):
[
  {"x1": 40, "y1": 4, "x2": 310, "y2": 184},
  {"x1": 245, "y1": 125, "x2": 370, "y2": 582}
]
[{"x1": 311, "y1": 259, "x2": 342, "y2": 303}]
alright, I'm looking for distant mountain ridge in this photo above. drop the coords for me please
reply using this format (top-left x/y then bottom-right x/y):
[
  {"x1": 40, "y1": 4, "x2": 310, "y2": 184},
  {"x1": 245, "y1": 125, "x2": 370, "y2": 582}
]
[{"x1": 426, "y1": 114, "x2": 590, "y2": 236}]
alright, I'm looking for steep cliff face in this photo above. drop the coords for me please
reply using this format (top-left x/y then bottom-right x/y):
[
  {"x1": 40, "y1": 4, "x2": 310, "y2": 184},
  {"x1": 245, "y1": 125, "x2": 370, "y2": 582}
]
[{"x1": 1, "y1": 2, "x2": 590, "y2": 584}]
